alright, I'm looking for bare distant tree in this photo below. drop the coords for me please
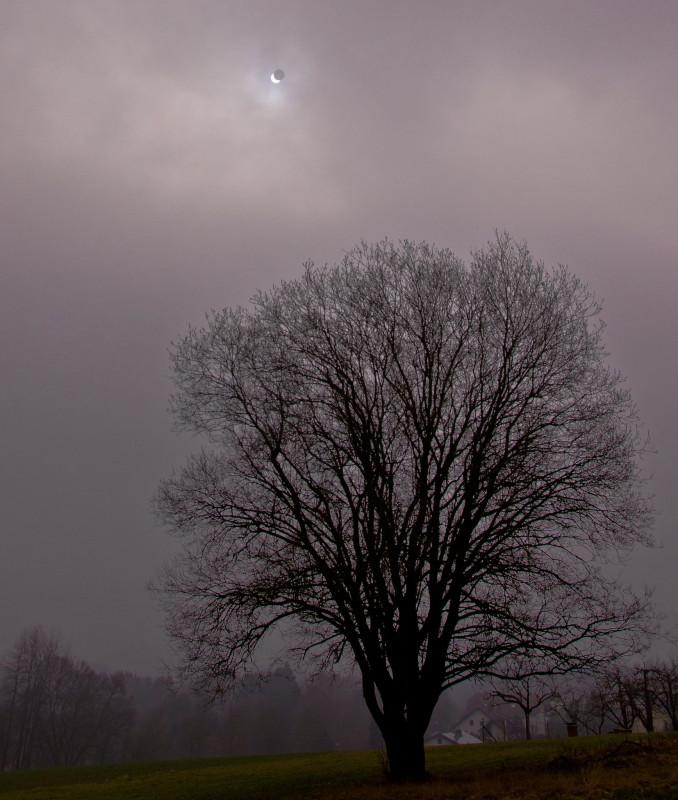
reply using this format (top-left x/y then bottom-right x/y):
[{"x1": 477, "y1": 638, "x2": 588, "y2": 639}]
[
  {"x1": 0, "y1": 628, "x2": 61, "y2": 769},
  {"x1": 588, "y1": 668, "x2": 635, "y2": 732},
  {"x1": 552, "y1": 678, "x2": 599, "y2": 735},
  {"x1": 88, "y1": 671, "x2": 136, "y2": 763},
  {"x1": 620, "y1": 666, "x2": 660, "y2": 733},
  {"x1": 155, "y1": 236, "x2": 654, "y2": 779},
  {"x1": 555, "y1": 664, "x2": 667, "y2": 735},
  {"x1": 487, "y1": 655, "x2": 559, "y2": 739},
  {"x1": 651, "y1": 659, "x2": 678, "y2": 730},
  {"x1": 38, "y1": 658, "x2": 135, "y2": 766},
  {"x1": 0, "y1": 629, "x2": 135, "y2": 768}
]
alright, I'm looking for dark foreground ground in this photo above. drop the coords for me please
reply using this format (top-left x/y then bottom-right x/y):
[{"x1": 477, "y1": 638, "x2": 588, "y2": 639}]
[{"x1": 1, "y1": 732, "x2": 677, "y2": 799}]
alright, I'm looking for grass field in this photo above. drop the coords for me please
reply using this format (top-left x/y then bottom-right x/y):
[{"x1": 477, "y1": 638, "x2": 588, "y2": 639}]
[{"x1": 2, "y1": 733, "x2": 678, "y2": 800}]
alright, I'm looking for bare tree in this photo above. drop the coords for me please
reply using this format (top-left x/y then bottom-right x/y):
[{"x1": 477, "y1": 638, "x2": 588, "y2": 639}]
[
  {"x1": 552, "y1": 679, "x2": 588, "y2": 734},
  {"x1": 651, "y1": 659, "x2": 678, "y2": 730},
  {"x1": 0, "y1": 629, "x2": 135, "y2": 768},
  {"x1": 0, "y1": 628, "x2": 61, "y2": 769},
  {"x1": 487, "y1": 655, "x2": 558, "y2": 739},
  {"x1": 88, "y1": 671, "x2": 136, "y2": 764},
  {"x1": 591, "y1": 668, "x2": 635, "y2": 732},
  {"x1": 619, "y1": 665, "x2": 663, "y2": 733},
  {"x1": 155, "y1": 236, "x2": 654, "y2": 779},
  {"x1": 38, "y1": 657, "x2": 135, "y2": 766}
]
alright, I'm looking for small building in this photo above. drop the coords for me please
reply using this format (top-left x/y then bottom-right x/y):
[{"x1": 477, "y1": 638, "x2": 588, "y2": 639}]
[
  {"x1": 450, "y1": 704, "x2": 526, "y2": 742},
  {"x1": 631, "y1": 711, "x2": 673, "y2": 734},
  {"x1": 424, "y1": 730, "x2": 482, "y2": 746}
]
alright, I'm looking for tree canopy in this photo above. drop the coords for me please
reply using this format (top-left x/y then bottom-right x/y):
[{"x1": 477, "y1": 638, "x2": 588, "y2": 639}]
[{"x1": 155, "y1": 235, "x2": 653, "y2": 779}]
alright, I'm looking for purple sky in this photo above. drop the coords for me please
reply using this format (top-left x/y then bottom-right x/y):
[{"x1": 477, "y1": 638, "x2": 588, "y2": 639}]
[{"x1": 1, "y1": 0, "x2": 677, "y2": 674}]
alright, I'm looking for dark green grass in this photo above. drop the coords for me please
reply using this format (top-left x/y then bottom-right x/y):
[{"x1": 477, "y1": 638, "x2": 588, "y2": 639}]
[
  {"x1": 1, "y1": 734, "x2": 675, "y2": 800},
  {"x1": 0, "y1": 751, "x2": 377, "y2": 800}
]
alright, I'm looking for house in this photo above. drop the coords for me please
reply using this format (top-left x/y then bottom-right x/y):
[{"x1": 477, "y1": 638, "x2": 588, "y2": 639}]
[
  {"x1": 451, "y1": 708, "x2": 504, "y2": 742},
  {"x1": 424, "y1": 730, "x2": 482, "y2": 746},
  {"x1": 424, "y1": 731, "x2": 456, "y2": 746},
  {"x1": 631, "y1": 711, "x2": 673, "y2": 734},
  {"x1": 450, "y1": 703, "x2": 526, "y2": 742}
]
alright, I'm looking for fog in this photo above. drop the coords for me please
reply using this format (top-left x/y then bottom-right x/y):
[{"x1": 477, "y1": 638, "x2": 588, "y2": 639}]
[{"x1": 1, "y1": 0, "x2": 676, "y2": 673}]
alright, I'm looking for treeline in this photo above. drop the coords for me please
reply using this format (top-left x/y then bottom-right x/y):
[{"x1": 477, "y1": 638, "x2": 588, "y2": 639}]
[
  {"x1": 0, "y1": 629, "x2": 133, "y2": 769},
  {"x1": 124, "y1": 666, "x2": 373, "y2": 762},
  {"x1": 555, "y1": 661, "x2": 678, "y2": 734},
  {"x1": 5, "y1": 626, "x2": 676, "y2": 771},
  {"x1": 0, "y1": 628, "x2": 372, "y2": 769}
]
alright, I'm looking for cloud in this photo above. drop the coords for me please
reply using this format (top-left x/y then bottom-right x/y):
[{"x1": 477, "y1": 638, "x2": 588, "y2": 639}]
[{"x1": 1, "y1": 0, "x2": 677, "y2": 671}]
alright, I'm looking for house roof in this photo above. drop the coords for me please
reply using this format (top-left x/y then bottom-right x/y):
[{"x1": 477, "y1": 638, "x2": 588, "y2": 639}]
[{"x1": 425, "y1": 730, "x2": 482, "y2": 746}]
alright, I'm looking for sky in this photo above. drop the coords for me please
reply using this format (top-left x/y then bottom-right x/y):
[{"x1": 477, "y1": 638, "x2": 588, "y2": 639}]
[{"x1": 1, "y1": 0, "x2": 677, "y2": 675}]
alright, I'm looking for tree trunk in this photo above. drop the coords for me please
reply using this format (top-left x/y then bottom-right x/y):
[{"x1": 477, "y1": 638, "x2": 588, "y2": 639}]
[{"x1": 382, "y1": 722, "x2": 427, "y2": 781}]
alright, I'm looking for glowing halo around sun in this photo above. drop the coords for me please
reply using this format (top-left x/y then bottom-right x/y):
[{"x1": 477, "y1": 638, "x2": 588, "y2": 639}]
[{"x1": 271, "y1": 69, "x2": 285, "y2": 83}]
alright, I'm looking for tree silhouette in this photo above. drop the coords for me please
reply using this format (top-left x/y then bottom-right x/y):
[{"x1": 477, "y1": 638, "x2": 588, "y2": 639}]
[{"x1": 155, "y1": 235, "x2": 653, "y2": 779}]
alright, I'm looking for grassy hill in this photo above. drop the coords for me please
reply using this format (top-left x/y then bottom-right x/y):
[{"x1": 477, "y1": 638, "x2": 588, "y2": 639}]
[{"x1": 1, "y1": 733, "x2": 677, "y2": 800}]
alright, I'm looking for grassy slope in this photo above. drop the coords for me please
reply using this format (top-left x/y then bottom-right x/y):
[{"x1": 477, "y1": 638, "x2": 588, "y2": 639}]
[{"x1": 2, "y1": 734, "x2": 678, "y2": 800}]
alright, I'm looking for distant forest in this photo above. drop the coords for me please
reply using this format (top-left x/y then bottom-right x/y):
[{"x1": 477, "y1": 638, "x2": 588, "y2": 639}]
[
  {"x1": 0, "y1": 628, "x2": 390, "y2": 769},
  {"x1": 4, "y1": 627, "x2": 676, "y2": 770}
]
